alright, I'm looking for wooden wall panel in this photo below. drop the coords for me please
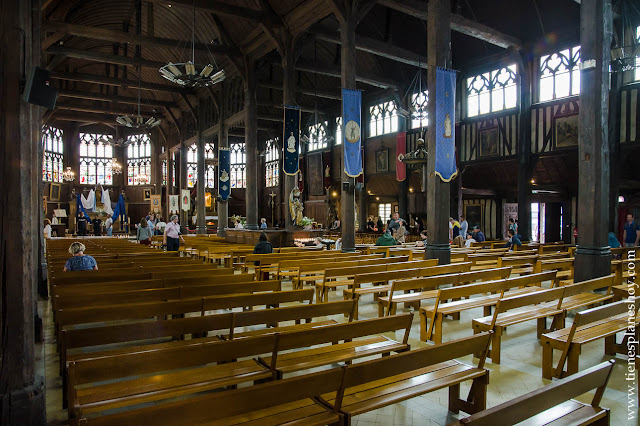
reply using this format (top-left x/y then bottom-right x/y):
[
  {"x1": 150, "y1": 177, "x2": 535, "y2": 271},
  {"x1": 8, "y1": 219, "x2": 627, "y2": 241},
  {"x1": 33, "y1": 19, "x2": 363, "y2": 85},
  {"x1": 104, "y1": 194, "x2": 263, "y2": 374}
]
[
  {"x1": 620, "y1": 85, "x2": 640, "y2": 144},
  {"x1": 460, "y1": 113, "x2": 518, "y2": 163}
]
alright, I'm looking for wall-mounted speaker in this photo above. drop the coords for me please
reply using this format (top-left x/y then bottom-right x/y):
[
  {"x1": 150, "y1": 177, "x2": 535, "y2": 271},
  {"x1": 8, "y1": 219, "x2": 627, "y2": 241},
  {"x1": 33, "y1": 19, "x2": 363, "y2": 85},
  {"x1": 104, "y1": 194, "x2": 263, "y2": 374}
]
[{"x1": 24, "y1": 67, "x2": 58, "y2": 109}]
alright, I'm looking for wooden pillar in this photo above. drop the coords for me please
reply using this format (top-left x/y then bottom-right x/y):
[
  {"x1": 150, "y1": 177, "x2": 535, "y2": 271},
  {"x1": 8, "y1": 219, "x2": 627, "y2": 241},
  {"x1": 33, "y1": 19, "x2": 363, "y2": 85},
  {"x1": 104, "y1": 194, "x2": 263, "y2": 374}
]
[
  {"x1": 608, "y1": 65, "x2": 622, "y2": 233},
  {"x1": 0, "y1": 0, "x2": 45, "y2": 421},
  {"x1": 217, "y1": 84, "x2": 228, "y2": 237},
  {"x1": 517, "y1": 52, "x2": 533, "y2": 241},
  {"x1": 397, "y1": 110, "x2": 408, "y2": 221},
  {"x1": 179, "y1": 145, "x2": 188, "y2": 228},
  {"x1": 244, "y1": 58, "x2": 259, "y2": 229},
  {"x1": 282, "y1": 33, "x2": 299, "y2": 235},
  {"x1": 165, "y1": 142, "x2": 174, "y2": 221},
  {"x1": 425, "y1": 0, "x2": 452, "y2": 264},
  {"x1": 196, "y1": 100, "x2": 206, "y2": 234},
  {"x1": 574, "y1": 0, "x2": 612, "y2": 281},
  {"x1": 340, "y1": 6, "x2": 357, "y2": 252}
]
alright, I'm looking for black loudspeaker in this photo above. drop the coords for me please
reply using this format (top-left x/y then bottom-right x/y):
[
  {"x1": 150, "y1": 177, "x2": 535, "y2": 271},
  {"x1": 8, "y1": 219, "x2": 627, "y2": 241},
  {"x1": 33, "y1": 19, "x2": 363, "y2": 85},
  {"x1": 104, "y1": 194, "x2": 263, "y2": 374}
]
[{"x1": 24, "y1": 66, "x2": 58, "y2": 109}]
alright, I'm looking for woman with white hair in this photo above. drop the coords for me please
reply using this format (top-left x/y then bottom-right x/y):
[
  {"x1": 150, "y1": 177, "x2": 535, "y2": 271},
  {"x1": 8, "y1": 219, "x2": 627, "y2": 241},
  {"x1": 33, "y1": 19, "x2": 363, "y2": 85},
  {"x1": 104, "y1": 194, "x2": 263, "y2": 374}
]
[
  {"x1": 63, "y1": 242, "x2": 98, "y2": 271},
  {"x1": 163, "y1": 215, "x2": 185, "y2": 251}
]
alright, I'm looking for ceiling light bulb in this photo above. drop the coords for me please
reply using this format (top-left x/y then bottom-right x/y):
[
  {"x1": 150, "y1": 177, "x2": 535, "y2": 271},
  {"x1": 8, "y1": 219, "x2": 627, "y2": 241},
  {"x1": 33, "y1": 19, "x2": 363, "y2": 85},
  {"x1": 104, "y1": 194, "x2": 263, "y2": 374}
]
[
  {"x1": 210, "y1": 69, "x2": 226, "y2": 83},
  {"x1": 166, "y1": 62, "x2": 181, "y2": 76},
  {"x1": 185, "y1": 61, "x2": 196, "y2": 76},
  {"x1": 200, "y1": 64, "x2": 214, "y2": 77}
]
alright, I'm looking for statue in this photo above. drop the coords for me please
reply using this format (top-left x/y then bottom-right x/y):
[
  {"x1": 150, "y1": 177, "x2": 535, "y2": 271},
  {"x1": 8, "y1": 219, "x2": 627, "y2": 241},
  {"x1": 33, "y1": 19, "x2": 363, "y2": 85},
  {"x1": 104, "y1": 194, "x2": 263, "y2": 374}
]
[
  {"x1": 69, "y1": 187, "x2": 77, "y2": 201},
  {"x1": 289, "y1": 187, "x2": 304, "y2": 226},
  {"x1": 443, "y1": 113, "x2": 452, "y2": 138},
  {"x1": 287, "y1": 132, "x2": 297, "y2": 153}
]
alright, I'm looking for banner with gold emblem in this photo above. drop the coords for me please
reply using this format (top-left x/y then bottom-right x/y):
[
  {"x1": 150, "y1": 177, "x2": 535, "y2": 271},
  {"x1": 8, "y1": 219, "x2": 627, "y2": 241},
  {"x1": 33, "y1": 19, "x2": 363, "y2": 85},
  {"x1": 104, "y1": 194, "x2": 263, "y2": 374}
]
[
  {"x1": 218, "y1": 147, "x2": 230, "y2": 201},
  {"x1": 342, "y1": 89, "x2": 362, "y2": 178}
]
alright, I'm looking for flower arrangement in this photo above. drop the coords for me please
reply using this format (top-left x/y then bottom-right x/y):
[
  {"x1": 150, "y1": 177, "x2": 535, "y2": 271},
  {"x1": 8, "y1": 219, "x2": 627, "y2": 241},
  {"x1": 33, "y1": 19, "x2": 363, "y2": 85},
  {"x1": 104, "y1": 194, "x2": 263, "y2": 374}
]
[{"x1": 300, "y1": 216, "x2": 314, "y2": 227}]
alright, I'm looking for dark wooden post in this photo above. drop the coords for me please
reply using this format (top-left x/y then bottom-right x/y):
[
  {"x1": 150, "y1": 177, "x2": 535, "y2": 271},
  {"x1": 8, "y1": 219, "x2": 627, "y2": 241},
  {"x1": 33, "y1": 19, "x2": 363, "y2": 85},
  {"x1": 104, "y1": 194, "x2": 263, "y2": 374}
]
[
  {"x1": 196, "y1": 99, "x2": 206, "y2": 234},
  {"x1": 179, "y1": 145, "x2": 188, "y2": 228},
  {"x1": 516, "y1": 52, "x2": 533, "y2": 241},
  {"x1": 244, "y1": 57, "x2": 259, "y2": 229},
  {"x1": 165, "y1": 140, "x2": 174, "y2": 221},
  {"x1": 339, "y1": 4, "x2": 357, "y2": 252},
  {"x1": 425, "y1": 0, "x2": 452, "y2": 264},
  {"x1": 217, "y1": 84, "x2": 228, "y2": 237},
  {"x1": 397, "y1": 102, "x2": 408, "y2": 221},
  {"x1": 608, "y1": 64, "x2": 622, "y2": 233},
  {"x1": 574, "y1": 0, "x2": 612, "y2": 281},
  {"x1": 0, "y1": 0, "x2": 46, "y2": 422}
]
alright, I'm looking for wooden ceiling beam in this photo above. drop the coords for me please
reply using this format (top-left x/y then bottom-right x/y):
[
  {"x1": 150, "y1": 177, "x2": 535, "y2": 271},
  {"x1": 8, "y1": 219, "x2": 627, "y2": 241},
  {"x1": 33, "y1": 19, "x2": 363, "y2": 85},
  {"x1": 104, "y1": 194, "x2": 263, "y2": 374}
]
[
  {"x1": 46, "y1": 45, "x2": 167, "y2": 69},
  {"x1": 292, "y1": 59, "x2": 399, "y2": 89},
  {"x1": 378, "y1": 0, "x2": 523, "y2": 49},
  {"x1": 55, "y1": 102, "x2": 156, "y2": 117},
  {"x1": 50, "y1": 71, "x2": 189, "y2": 94},
  {"x1": 52, "y1": 112, "x2": 118, "y2": 126},
  {"x1": 43, "y1": 21, "x2": 238, "y2": 56},
  {"x1": 57, "y1": 89, "x2": 176, "y2": 108},
  {"x1": 259, "y1": 81, "x2": 342, "y2": 100},
  {"x1": 313, "y1": 28, "x2": 427, "y2": 69},
  {"x1": 146, "y1": 0, "x2": 276, "y2": 25}
]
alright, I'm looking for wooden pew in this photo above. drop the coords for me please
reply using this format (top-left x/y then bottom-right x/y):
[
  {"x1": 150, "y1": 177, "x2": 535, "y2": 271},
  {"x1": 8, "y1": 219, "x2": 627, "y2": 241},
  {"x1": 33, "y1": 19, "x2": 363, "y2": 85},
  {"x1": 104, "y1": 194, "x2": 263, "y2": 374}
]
[
  {"x1": 555, "y1": 274, "x2": 615, "y2": 313},
  {"x1": 472, "y1": 287, "x2": 566, "y2": 363},
  {"x1": 325, "y1": 332, "x2": 493, "y2": 422},
  {"x1": 72, "y1": 366, "x2": 347, "y2": 426},
  {"x1": 452, "y1": 360, "x2": 614, "y2": 426},
  {"x1": 260, "y1": 314, "x2": 414, "y2": 378},
  {"x1": 541, "y1": 298, "x2": 639, "y2": 379},
  {"x1": 377, "y1": 267, "x2": 512, "y2": 317},
  {"x1": 534, "y1": 257, "x2": 575, "y2": 286},
  {"x1": 420, "y1": 271, "x2": 557, "y2": 343},
  {"x1": 66, "y1": 335, "x2": 278, "y2": 418}
]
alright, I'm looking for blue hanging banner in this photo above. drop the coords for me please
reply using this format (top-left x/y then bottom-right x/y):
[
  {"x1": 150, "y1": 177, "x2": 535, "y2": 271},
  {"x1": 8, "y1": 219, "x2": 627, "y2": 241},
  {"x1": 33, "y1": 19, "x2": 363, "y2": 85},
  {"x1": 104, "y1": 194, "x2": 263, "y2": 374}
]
[
  {"x1": 283, "y1": 106, "x2": 301, "y2": 175},
  {"x1": 110, "y1": 194, "x2": 127, "y2": 223},
  {"x1": 435, "y1": 67, "x2": 458, "y2": 182},
  {"x1": 342, "y1": 89, "x2": 363, "y2": 178},
  {"x1": 76, "y1": 194, "x2": 91, "y2": 221},
  {"x1": 218, "y1": 147, "x2": 231, "y2": 201}
]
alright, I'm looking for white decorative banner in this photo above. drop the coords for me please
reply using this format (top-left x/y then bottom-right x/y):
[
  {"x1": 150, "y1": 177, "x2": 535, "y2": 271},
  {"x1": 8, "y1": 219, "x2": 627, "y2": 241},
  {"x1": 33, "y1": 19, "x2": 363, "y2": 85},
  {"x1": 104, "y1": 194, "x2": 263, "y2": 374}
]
[
  {"x1": 169, "y1": 195, "x2": 179, "y2": 213},
  {"x1": 181, "y1": 189, "x2": 191, "y2": 212}
]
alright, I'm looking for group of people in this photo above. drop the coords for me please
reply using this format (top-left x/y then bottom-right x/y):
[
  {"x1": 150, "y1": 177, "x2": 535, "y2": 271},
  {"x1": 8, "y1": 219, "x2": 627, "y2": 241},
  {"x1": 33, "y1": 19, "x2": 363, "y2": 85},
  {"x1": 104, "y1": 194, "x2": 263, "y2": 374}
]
[
  {"x1": 136, "y1": 213, "x2": 185, "y2": 251},
  {"x1": 374, "y1": 212, "x2": 409, "y2": 246}
]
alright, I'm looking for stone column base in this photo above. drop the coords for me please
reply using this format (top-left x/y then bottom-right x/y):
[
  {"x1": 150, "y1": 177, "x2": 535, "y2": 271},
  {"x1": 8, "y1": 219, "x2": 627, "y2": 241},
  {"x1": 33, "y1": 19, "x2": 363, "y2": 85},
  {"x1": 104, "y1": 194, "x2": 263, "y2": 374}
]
[
  {"x1": 425, "y1": 243, "x2": 451, "y2": 265},
  {"x1": 0, "y1": 377, "x2": 45, "y2": 426},
  {"x1": 574, "y1": 245, "x2": 612, "y2": 283}
]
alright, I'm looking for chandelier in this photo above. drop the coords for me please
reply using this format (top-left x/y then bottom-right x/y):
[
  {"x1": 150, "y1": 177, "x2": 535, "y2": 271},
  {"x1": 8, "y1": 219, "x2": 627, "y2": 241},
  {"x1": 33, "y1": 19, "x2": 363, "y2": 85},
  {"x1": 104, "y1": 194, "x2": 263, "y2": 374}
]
[
  {"x1": 111, "y1": 158, "x2": 122, "y2": 175},
  {"x1": 62, "y1": 166, "x2": 75, "y2": 182},
  {"x1": 160, "y1": 0, "x2": 225, "y2": 88},
  {"x1": 116, "y1": 114, "x2": 161, "y2": 129}
]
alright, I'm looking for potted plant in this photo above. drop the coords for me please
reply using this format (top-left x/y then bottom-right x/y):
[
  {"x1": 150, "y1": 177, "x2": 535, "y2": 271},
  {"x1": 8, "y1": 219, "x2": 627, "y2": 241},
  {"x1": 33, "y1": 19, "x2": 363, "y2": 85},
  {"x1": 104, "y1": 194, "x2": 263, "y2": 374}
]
[{"x1": 300, "y1": 216, "x2": 314, "y2": 230}]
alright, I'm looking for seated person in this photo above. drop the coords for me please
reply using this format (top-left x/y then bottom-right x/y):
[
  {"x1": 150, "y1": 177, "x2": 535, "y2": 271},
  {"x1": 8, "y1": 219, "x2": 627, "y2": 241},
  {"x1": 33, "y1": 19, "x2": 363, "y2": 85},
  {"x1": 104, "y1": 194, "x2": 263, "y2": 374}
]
[
  {"x1": 63, "y1": 242, "x2": 98, "y2": 271},
  {"x1": 472, "y1": 225, "x2": 486, "y2": 242},
  {"x1": 253, "y1": 231, "x2": 273, "y2": 268},
  {"x1": 394, "y1": 220, "x2": 407, "y2": 244},
  {"x1": 452, "y1": 235, "x2": 465, "y2": 248},
  {"x1": 608, "y1": 232, "x2": 621, "y2": 249},
  {"x1": 503, "y1": 229, "x2": 522, "y2": 250},
  {"x1": 367, "y1": 216, "x2": 376, "y2": 232},
  {"x1": 414, "y1": 230, "x2": 428, "y2": 247},
  {"x1": 330, "y1": 217, "x2": 341, "y2": 231},
  {"x1": 464, "y1": 233, "x2": 477, "y2": 248},
  {"x1": 375, "y1": 230, "x2": 397, "y2": 246}
]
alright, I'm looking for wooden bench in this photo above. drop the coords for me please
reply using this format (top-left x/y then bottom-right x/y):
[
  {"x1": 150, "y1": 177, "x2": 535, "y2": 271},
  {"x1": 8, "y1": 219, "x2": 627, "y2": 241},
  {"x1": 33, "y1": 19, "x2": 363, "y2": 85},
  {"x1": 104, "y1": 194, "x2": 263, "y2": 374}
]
[
  {"x1": 378, "y1": 267, "x2": 512, "y2": 317},
  {"x1": 67, "y1": 334, "x2": 278, "y2": 418},
  {"x1": 452, "y1": 360, "x2": 614, "y2": 426},
  {"x1": 259, "y1": 313, "x2": 413, "y2": 378},
  {"x1": 420, "y1": 271, "x2": 557, "y2": 343},
  {"x1": 541, "y1": 298, "x2": 639, "y2": 379},
  {"x1": 555, "y1": 274, "x2": 614, "y2": 313},
  {"x1": 496, "y1": 254, "x2": 538, "y2": 275},
  {"x1": 535, "y1": 257, "x2": 574, "y2": 286},
  {"x1": 325, "y1": 332, "x2": 493, "y2": 422},
  {"x1": 472, "y1": 287, "x2": 566, "y2": 363}
]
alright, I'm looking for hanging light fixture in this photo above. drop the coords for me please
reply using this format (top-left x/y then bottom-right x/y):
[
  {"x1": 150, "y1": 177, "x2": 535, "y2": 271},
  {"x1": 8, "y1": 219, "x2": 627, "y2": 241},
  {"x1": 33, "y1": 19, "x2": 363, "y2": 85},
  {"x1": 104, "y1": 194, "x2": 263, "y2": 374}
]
[
  {"x1": 111, "y1": 158, "x2": 123, "y2": 175},
  {"x1": 159, "y1": 0, "x2": 225, "y2": 87},
  {"x1": 115, "y1": 71, "x2": 162, "y2": 129},
  {"x1": 62, "y1": 166, "x2": 75, "y2": 182}
]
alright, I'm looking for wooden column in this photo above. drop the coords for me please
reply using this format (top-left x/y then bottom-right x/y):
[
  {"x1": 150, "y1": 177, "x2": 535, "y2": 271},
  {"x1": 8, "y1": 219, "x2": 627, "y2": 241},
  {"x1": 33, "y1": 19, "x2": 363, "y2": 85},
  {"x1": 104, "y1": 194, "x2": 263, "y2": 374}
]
[
  {"x1": 516, "y1": 52, "x2": 533, "y2": 241},
  {"x1": 608, "y1": 65, "x2": 622, "y2": 233},
  {"x1": 179, "y1": 145, "x2": 188, "y2": 228},
  {"x1": 425, "y1": 0, "x2": 452, "y2": 264},
  {"x1": 244, "y1": 58, "x2": 259, "y2": 229},
  {"x1": 397, "y1": 109, "x2": 408, "y2": 221},
  {"x1": 574, "y1": 0, "x2": 612, "y2": 281},
  {"x1": 217, "y1": 84, "x2": 228, "y2": 237},
  {"x1": 165, "y1": 142, "x2": 174, "y2": 221},
  {"x1": 282, "y1": 33, "x2": 299, "y2": 235},
  {"x1": 340, "y1": 6, "x2": 357, "y2": 252},
  {"x1": 196, "y1": 100, "x2": 206, "y2": 234},
  {"x1": 0, "y1": 0, "x2": 45, "y2": 421}
]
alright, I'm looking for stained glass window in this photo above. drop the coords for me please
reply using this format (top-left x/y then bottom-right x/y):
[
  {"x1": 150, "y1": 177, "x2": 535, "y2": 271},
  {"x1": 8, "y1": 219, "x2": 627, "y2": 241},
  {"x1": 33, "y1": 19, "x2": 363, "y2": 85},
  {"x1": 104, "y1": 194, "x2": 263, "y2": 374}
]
[
  {"x1": 411, "y1": 90, "x2": 428, "y2": 129},
  {"x1": 186, "y1": 143, "x2": 215, "y2": 188},
  {"x1": 466, "y1": 65, "x2": 517, "y2": 117},
  {"x1": 126, "y1": 133, "x2": 151, "y2": 185},
  {"x1": 265, "y1": 138, "x2": 280, "y2": 187},
  {"x1": 42, "y1": 125, "x2": 64, "y2": 182},
  {"x1": 636, "y1": 26, "x2": 640, "y2": 81},
  {"x1": 539, "y1": 46, "x2": 581, "y2": 102},
  {"x1": 369, "y1": 101, "x2": 398, "y2": 136},
  {"x1": 307, "y1": 121, "x2": 329, "y2": 151},
  {"x1": 230, "y1": 143, "x2": 246, "y2": 189},
  {"x1": 336, "y1": 117, "x2": 343, "y2": 145},
  {"x1": 162, "y1": 153, "x2": 177, "y2": 186},
  {"x1": 79, "y1": 132, "x2": 113, "y2": 185}
]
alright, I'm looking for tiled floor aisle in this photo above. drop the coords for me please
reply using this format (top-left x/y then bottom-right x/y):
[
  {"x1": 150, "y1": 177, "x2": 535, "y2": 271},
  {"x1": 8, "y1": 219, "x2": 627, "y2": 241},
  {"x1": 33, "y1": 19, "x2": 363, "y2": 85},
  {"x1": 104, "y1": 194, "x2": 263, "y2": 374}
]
[{"x1": 39, "y1": 274, "x2": 638, "y2": 425}]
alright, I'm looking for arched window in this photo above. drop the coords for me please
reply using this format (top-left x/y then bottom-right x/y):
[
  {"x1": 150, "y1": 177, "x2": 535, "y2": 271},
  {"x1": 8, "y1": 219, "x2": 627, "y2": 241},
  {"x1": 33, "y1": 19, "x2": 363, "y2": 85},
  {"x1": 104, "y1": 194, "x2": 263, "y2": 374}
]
[
  {"x1": 79, "y1": 132, "x2": 113, "y2": 185},
  {"x1": 230, "y1": 143, "x2": 246, "y2": 188},
  {"x1": 307, "y1": 121, "x2": 328, "y2": 151},
  {"x1": 187, "y1": 143, "x2": 197, "y2": 188},
  {"x1": 539, "y1": 46, "x2": 581, "y2": 102},
  {"x1": 126, "y1": 133, "x2": 151, "y2": 185},
  {"x1": 335, "y1": 117, "x2": 343, "y2": 145},
  {"x1": 162, "y1": 153, "x2": 177, "y2": 187},
  {"x1": 265, "y1": 138, "x2": 280, "y2": 187},
  {"x1": 369, "y1": 101, "x2": 398, "y2": 136},
  {"x1": 411, "y1": 90, "x2": 428, "y2": 129},
  {"x1": 42, "y1": 125, "x2": 64, "y2": 182},
  {"x1": 466, "y1": 65, "x2": 517, "y2": 117},
  {"x1": 186, "y1": 143, "x2": 216, "y2": 188},
  {"x1": 205, "y1": 143, "x2": 216, "y2": 189}
]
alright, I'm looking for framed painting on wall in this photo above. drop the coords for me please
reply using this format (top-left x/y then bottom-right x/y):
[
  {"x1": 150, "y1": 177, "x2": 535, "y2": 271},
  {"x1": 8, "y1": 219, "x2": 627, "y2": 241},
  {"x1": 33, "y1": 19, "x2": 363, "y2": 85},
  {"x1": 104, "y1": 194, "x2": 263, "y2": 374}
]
[
  {"x1": 478, "y1": 127, "x2": 498, "y2": 158},
  {"x1": 143, "y1": 189, "x2": 151, "y2": 200},
  {"x1": 376, "y1": 149, "x2": 389, "y2": 172},
  {"x1": 555, "y1": 114, "x2": 579, "y2": 148},
  {"x1": 49, "y1": 182, "x2": 61, "y2": 201},
  {"x1": 464, "y1": 204, "x2": 483, "y2": 235}
]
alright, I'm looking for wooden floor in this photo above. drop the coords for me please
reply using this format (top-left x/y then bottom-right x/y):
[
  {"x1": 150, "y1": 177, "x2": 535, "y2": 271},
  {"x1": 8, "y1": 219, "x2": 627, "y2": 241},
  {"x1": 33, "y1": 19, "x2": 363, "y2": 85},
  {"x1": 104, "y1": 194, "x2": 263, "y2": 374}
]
[{"x1": 39, "y1": 270, "x2": 636, "y2": 426}]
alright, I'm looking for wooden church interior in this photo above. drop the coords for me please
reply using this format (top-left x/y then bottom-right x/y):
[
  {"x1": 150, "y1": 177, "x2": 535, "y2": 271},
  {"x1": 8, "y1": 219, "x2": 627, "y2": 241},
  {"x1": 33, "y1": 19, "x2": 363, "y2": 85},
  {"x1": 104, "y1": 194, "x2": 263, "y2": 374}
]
[{"x1": 2, "y1": 0, "x2": 640, "y2": 424}]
